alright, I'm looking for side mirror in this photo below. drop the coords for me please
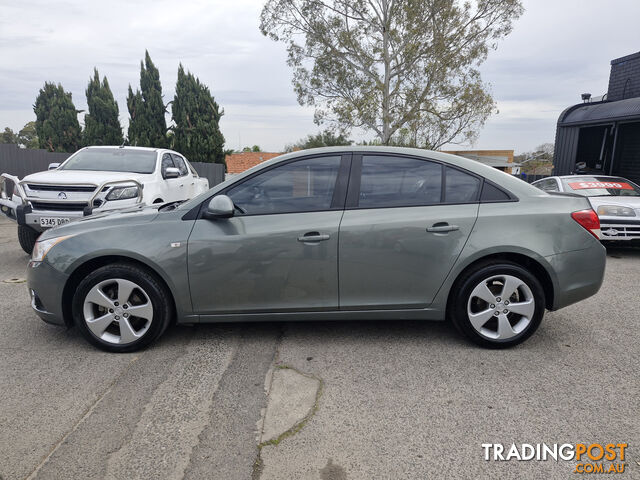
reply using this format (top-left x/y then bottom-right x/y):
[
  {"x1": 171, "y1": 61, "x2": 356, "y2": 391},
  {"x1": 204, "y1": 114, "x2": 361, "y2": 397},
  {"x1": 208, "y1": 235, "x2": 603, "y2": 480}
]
[
  {"x1": 164, "y1": 167, "x2": 180, "y2": 179},
  {"x1": 48, "y1": 163, "x2": 60, "y2": 170},
  {"x1": 204, "y1": 195, "x2": 235, "y2": 219}
]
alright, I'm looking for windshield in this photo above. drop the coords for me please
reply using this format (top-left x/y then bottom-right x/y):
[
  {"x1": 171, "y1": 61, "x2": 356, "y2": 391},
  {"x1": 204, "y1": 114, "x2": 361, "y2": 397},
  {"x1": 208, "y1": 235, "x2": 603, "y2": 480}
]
[
  {"x1": 61, "y1": 149, "x2": 157, "y2": 174},
  {"x1": 562, "y1": 177, "x2": 640, "y2": 197}
]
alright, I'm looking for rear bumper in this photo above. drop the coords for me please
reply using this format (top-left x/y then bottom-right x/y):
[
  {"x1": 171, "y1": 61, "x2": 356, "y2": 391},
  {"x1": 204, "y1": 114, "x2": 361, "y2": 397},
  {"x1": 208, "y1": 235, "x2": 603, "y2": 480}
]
[
  {"x1": 27, "y1": 260, "x2": 69, "y2": 326},
  {"x1": 546, "y1": 243, "x2": 606, "y2": 310}
]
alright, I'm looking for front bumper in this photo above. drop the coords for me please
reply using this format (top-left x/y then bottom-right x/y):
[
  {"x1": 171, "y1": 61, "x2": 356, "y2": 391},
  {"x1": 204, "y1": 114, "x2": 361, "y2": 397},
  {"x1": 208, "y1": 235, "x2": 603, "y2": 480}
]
[
  {"x1": 27, "y1": 260, "x2": 70, "y2": 326},
  {"x1": 1, "y1": 174, "x2": 144, "y2": 230},
  {"x1": 599, "y1": 218, "x2": 640, "y2": 241}
]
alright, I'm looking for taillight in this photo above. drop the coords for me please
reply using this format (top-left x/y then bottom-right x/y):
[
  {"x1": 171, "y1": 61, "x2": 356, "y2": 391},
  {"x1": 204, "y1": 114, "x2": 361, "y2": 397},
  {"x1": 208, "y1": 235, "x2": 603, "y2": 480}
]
[{"x1": 571, "y1": 209, "x2": 601, "y2": 239}]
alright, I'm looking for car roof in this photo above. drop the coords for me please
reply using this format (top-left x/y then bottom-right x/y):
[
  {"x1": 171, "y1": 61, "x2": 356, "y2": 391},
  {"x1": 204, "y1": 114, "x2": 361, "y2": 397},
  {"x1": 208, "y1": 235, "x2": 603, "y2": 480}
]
[{"x1": 83, "y1": 145, "x2": 160, "y2": 152}]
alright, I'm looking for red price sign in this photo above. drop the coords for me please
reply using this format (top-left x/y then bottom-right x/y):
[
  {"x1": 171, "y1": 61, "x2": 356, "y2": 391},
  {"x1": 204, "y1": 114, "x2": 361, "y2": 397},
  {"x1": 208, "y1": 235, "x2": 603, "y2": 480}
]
[{"x1": 568, "y1": 181, "x2": 633, "y2": 190}]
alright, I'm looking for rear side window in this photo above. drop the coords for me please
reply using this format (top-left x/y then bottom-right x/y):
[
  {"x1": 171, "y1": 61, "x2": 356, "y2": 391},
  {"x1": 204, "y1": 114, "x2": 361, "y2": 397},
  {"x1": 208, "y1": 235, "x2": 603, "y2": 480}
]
[
  {"x1": 444, "y1": 167, "x2": 481, "y2": 203},
  {"x1": 480, "y1": 182, "x2": 511, "y2": 202},
  {"x1": 358, "y1": 156, "x2": 442, "y2": 208}
]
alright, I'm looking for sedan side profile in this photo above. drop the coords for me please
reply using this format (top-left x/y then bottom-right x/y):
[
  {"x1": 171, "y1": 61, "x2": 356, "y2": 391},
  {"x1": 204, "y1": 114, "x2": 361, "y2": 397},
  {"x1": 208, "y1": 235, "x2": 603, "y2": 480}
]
[{"x1": 27, "y1": 147, "x2": 606, "y2": 352}]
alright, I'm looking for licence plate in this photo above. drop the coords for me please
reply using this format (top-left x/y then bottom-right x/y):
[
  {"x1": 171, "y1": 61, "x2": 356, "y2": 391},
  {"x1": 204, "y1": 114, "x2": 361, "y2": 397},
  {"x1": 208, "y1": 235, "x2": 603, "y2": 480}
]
[{"x1": 39, "y1": 217, "x2": 70, "y2": 228}]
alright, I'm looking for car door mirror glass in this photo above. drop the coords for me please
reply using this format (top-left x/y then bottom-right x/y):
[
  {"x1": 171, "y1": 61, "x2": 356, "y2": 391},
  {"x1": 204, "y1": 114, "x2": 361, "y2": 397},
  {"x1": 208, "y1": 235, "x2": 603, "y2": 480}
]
[
  {"x1": 164, "y1": 167, "x2": 180, "y2": 179},
  {"x1": 205, "y1": 195, "x2": 235, "y2": 219}
]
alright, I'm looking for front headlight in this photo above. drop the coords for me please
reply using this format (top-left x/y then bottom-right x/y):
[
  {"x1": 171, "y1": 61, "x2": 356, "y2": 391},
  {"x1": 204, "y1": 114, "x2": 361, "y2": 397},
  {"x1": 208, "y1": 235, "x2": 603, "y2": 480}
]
[
  {"x1": 596, "y1": 205, "x2": 636, "y2": 217},
  {"x1": 32, "y1": 235, "x2": 75, "y2": 262},
  {"x1": 106, "y1": 185, "x2": 139, "y2": 201}
]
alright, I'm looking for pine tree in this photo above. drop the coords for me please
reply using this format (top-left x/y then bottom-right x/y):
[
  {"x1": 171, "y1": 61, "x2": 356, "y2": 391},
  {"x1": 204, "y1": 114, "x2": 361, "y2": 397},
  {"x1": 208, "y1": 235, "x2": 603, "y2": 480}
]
[
  {"x1": 127, "y1": 51, "x2": 167, "y2": 147},
  {"x1": 83, "y1": 69, "x2": 123, "y2": 146},
  {"x1": 171, "y1": 64, "x2": 226, "y2": 164},
  {"x1": 33, "y1": 82, "x2": 82, "y2": 152}
]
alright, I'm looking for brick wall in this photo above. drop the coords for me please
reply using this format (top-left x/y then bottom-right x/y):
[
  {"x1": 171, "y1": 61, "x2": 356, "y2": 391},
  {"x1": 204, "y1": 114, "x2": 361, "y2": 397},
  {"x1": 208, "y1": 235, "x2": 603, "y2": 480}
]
[
  {"x1": 225, "y1": 152, "x2": 282, "y2": 174},
  {"x1": 607, "y1": 51, "x2": 640, "y2": 102}
]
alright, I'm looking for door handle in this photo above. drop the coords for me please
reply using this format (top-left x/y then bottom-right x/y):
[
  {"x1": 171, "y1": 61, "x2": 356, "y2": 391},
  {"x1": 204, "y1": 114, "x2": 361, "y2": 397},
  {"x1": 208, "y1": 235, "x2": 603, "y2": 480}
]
[
  {"x1": 297, "y1": 232, "x2": 331, "y2": 242},
  {"x1": 427, "y1": 223, "x2": 459, "y2": 233}
]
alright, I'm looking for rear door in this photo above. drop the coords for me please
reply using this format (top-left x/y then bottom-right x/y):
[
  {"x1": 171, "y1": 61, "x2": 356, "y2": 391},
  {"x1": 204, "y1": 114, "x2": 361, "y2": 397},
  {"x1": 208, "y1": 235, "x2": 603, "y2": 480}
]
[{"x1": 338, "y1": 154, "x2": 480, "y2": 310}]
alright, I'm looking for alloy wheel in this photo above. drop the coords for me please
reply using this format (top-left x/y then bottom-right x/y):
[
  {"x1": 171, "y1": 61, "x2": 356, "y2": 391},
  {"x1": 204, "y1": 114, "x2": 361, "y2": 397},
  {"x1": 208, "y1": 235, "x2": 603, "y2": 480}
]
[
  {"x1": 466, "y1": 274, "x2": 535, "y2": 341},
  {"x1": 82, "y1": 278, "x2": 154, "y2": 345}
]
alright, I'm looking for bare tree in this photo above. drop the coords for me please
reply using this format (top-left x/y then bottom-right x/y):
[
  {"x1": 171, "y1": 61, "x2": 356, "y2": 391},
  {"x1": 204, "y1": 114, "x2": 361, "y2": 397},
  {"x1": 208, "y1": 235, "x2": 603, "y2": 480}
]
[{"x1": 260, "y1": 0, "x2": 523, "y2": 148}]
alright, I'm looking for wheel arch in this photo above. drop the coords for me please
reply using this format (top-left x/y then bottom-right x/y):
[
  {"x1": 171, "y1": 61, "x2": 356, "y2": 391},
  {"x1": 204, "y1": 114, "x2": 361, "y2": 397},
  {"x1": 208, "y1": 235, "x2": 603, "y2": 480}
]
[
  {"x1": 62, "y1": 255, "x2": 177, "y2": 328},
  {"x1": 445, "y1": 252, "x2": 555, "y2": 315}
]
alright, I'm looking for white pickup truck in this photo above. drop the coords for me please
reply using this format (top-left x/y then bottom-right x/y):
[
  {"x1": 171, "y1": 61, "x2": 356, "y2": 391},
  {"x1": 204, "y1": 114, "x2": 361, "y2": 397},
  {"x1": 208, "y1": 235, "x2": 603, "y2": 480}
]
[{"x1": 0, "y1": 146, "x2": 209, "y2": 253}]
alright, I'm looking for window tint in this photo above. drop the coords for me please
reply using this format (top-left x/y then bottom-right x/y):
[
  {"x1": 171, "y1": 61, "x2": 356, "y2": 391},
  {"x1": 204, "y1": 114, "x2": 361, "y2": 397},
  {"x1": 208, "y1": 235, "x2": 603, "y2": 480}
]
[
  {"x1": 444, "y1": 167, "x2": 481, "y2": 203},
  {"x1": 227, "y1": 156, "x2": 341, "y2": 215},
  {"x1": 171, "y1": 154, "x2": 189, "y2": 176},
  {"x1": 161, "y1": 153, "x2": 174, "y2": 175},
  {"x1": 481, "y1": 182, "x2": 511, "y2": 202},
  {"x1": 358, "y1": 156, "x2": 442, "y2": 208}
]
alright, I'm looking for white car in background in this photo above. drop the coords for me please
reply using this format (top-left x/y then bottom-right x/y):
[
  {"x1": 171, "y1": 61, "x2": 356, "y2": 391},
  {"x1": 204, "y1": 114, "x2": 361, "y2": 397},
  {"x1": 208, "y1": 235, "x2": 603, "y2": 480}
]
[
  {"x1": 0, "y1": 146, "x2": 209, "y2": 253},
  {"x1": 532, "y1": 175, "x2": 640, "y2": 242}
]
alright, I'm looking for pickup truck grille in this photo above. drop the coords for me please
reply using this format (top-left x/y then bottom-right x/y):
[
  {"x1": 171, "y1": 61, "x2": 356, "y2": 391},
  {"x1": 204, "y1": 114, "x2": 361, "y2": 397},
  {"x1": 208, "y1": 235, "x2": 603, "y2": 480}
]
[
  {"x1": 31, "y1": 201, "x2": 87, "y2": 212},
  {"x1": 26, "y1": 184, "x2": 97, "y2": 193}
]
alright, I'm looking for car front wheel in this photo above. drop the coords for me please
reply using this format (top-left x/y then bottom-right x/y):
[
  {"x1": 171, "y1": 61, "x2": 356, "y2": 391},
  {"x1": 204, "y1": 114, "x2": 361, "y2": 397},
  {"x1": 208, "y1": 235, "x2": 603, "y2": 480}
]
[
  {"x1": 449, "y1": 262, "x2": 545, "y2": 348},
  {"x1": 72, "y1": 263, "x2": 172, "y2": 352}
]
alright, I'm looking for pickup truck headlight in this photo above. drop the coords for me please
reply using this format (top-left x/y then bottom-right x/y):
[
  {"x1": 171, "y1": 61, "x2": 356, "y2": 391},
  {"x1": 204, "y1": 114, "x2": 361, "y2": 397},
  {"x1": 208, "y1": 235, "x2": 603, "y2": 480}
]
[
  {"x1": 32, "y1": 235, "x2": 75, "y2": 262},
  {"x1": 596, "y1": 205, "x2": 636, "y2": 217},
  {"x1": 106, "y1": 185, "x2": 139, "y2": 201}
]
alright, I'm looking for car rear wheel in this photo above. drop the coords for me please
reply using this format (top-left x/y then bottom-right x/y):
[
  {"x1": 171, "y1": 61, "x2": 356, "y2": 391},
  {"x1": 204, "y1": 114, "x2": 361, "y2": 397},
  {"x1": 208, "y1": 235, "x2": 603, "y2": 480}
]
[
  {"x1": 449, "y1": 262, "x2": 545, "y2": 348},
  {"x1": 18, "y1": 225, "x2": 39, "y2": 254},
  {"x1": 72, "y1": 263, "x2": 172, "y2": 352}
]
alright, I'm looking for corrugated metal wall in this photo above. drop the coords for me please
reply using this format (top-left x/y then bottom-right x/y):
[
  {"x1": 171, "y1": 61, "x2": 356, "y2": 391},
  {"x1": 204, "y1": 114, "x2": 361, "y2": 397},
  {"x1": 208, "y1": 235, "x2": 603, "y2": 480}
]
[
  {"x1": 0, "y1": 144, "x2": 225, "y2": 188},
  {"x1": 553, "y1": 126, "x2": 580, "y2": 175}
]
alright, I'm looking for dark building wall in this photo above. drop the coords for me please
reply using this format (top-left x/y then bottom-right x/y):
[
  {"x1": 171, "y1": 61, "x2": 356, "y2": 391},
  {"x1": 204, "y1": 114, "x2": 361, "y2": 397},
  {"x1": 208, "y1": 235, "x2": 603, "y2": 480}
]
[
  {"x1": 553, "y1": 124, "x2": 580, "y2": 175},
  {"x1": 607, "y1": 51, "x2": 640, "y2": 101}
]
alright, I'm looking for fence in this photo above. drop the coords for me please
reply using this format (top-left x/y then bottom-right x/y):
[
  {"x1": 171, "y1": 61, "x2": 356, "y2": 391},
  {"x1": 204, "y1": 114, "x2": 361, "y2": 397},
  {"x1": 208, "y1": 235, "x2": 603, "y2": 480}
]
[{"x1": 0, "y1": 144, "x2": 225, "y2": 188}]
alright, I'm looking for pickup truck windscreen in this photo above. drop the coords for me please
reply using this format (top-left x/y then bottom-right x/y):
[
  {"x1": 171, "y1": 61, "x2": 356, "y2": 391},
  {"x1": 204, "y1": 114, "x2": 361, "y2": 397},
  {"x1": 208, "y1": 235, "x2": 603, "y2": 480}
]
[{"x1": 60, "y1": 149, "x2": 157, "y2": 174}]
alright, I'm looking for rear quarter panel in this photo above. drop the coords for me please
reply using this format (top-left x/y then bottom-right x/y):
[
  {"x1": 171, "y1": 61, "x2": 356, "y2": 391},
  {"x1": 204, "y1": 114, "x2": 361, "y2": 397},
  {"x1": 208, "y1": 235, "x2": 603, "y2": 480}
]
[{"x1": 430, "y1": 193, "x2": 606, "y2": 311}]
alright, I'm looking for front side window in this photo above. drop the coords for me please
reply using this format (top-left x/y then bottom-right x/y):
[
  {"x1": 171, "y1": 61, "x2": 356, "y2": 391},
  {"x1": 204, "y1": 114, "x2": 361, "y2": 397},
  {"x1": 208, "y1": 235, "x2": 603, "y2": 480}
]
[
  {"x1": 171, "y1": 154, "x2": 189, "y2": 176},
  {"x1": 358, "y1": 156, "x2": 442, "y2": 208},
  {"x1": 161, "y1": 153, "x2": 175, "y2": 176},
  {"x1": 227, "y1": 156, "x2": 341, "y2": 215}
]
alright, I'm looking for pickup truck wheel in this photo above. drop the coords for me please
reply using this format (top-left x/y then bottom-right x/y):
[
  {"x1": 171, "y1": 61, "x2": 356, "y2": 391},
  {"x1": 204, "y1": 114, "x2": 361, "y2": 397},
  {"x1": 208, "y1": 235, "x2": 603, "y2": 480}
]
[
  {"x1": 17, "y1": 225, "x2": 39, "y2": 254},
  {"x1": 72, "y1": 263, "x2": 173, "y2": 353},
  {"x1": 449, "y1": 262, "x2": 545, "y2": 349}
]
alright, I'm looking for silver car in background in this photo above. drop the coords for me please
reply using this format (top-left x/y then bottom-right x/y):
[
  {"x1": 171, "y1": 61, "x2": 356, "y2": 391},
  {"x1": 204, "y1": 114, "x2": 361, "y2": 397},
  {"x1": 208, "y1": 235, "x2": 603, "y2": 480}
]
[
  {"x1": 532, "y1": 175, "x2": 640, "y2": 242},
  {"x1": 26, "y1": 147, "x2": 606, "y2": 352}
]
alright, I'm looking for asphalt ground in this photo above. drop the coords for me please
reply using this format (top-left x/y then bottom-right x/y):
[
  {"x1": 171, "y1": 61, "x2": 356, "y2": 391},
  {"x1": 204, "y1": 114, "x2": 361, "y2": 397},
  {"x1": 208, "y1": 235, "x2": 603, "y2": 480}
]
[{"x1": 0, "y1": 215, "x2": 638, "y2": 479}]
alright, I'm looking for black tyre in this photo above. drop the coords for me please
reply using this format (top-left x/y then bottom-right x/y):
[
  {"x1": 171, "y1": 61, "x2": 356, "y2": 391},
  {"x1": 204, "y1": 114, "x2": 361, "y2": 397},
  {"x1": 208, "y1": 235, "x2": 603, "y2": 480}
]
[
  {"x1": 18, "y1": 225, "x2": 39, "y2": 255},
  {"x1": 449, "y1": 261, "x2": 545, "y2": 348},
  {"x1": 72, "y1": 263, "x2": 173, "y2": 352}
]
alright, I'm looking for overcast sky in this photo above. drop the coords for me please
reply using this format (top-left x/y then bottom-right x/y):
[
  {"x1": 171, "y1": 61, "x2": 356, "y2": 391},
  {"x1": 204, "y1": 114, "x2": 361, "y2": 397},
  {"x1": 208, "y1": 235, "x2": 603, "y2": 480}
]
[{"x1": 0, "y1": 0, "x2": 639, "y2": 153}]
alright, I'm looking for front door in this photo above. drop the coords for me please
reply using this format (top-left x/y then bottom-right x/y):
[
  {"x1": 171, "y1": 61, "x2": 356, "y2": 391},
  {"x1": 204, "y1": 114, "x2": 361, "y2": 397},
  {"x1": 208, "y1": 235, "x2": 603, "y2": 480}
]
[
  {"x1": 339, "y1": 154, "x2": 479, "y2": 310},
  {"x1": 188, "y1": 154, "x2": 349, "y2": 314}
]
